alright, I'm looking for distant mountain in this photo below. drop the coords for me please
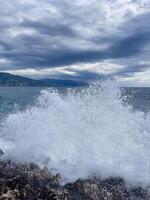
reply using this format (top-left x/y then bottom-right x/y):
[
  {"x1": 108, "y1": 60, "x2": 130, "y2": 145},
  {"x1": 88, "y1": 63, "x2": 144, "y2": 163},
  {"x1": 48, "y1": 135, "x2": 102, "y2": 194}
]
[{"x1": 0, "y1": 72, "x2": 87, "y2": 87}]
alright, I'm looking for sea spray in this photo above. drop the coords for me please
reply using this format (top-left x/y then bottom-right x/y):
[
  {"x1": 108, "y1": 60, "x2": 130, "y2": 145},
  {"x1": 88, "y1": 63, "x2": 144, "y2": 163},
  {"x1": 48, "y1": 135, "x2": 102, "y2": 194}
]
[{"x1": 0, "y1": 80, "x2": 150, "y2": 185}]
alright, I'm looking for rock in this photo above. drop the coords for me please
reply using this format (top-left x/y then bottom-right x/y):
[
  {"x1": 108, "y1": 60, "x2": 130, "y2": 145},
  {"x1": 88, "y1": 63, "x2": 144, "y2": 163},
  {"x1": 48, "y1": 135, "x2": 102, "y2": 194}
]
[
  {"x1": 0, "y1": 188, "x2": 20, "y2": 200},
  {"x1": 129, "y1": 187, "x2": 150, "y2": 199},
  {"x1": 65, "y1": 178, "x2": 129, "y2": 200},
  {"x1": 41, "y1": 166, "x2": 51, "y2": 179},
  {"x1": 46, "y1": 188, "x2": 68, "y2": 200},
  {"x1": 0, "y1": 160, "x2": 149, "y2": 200},
  {"x1": 29, "y1": 162, "x2": 40, "y2": 170}
]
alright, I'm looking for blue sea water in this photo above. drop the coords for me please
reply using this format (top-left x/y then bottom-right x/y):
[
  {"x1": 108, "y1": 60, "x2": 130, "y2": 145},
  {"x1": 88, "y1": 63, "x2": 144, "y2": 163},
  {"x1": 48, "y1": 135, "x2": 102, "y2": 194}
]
[
  {"x1": 0, "y1": 87, "x2": 41, "y2": 117},
  {"x1": 0, "y1": 87, "x2": 150, "y2": 116}
]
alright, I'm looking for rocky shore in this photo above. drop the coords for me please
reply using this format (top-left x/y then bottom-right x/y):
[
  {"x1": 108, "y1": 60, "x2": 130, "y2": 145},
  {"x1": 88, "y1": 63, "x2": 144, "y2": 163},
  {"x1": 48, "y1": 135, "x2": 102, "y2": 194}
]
[{"x1": 0, "y1": 150, "x2": 149, "y2": 200}]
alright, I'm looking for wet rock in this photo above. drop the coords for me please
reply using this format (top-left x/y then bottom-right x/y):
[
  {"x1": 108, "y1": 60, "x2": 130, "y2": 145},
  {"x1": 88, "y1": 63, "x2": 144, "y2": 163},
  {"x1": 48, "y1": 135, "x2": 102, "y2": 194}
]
[
  {"x1": 65, "y1": 178, "x2": 129, "y2": 200},
  {"x1": 46, "y1": 188, "x2": 68, "y2": 200},
  {"x1": 41, "y1": 166, "x2": 51, "y2": 180},
  {"x1": 0, "y1": 188, "x2": 20, "y2": 200},
  {"x1": 29, "y1": 162, "x2": 40, "y2": 170},
  {"x1": 129, "y1": 187, "x2": 150, "y2": 200},
  {"x1": 0, "y1": 160, "x2": 149, "y2": 200},
  {"x1": 0, "y1": 160, "x2": 67, "y2": 199}
]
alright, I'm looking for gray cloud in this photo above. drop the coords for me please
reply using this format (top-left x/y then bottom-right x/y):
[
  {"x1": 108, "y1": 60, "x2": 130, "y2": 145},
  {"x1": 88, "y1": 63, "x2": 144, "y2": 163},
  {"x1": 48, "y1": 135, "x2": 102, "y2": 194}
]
[
  {"x1": 21, "y1": 19, "x2": 76, "y2": 37},
  {"x1": 113, "y1": 63, "x2": 150, "y2": 77},
  {"x1": 1, "y1": 30, "x2": 150, "y2": 68},
  {"x1": 0, "y1": 0, "x2": 150, "y2": 85}
]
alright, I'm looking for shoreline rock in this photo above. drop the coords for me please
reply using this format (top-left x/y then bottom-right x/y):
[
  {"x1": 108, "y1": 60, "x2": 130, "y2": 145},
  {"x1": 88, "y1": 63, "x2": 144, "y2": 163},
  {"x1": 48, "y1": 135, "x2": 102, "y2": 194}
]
[{"x1": 0, "y1": 157, "x2": 149, "y2": 199}]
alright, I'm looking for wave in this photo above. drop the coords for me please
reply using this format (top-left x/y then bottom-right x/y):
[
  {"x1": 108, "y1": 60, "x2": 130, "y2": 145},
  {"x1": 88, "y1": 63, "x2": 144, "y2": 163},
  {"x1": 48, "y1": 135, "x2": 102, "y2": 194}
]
[{"x1": 0, "y1": 80, "x2": 150, "y2": 185}]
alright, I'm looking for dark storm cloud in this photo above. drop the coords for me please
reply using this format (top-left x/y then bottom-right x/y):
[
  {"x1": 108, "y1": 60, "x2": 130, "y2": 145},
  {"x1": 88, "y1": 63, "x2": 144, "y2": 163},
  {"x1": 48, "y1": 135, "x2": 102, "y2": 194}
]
[
  {"x1": 20, "y1": 18, "x2": 77, "y2": 37},
  {"x1": 0, "y1": 0, "x2": 150, "y2": 85},
  {"x1": 1, "y1": 30, "x2": 150, "y2": 69},
  {"x1": 113, "y1": 63, "x2": 150, "y2": 77},
  {"x1": 0, "y1": 41, "x2": 13, "y2": 51},
  {"x1": 108, "y1": 31, "x2": 150, "y2": 58}
]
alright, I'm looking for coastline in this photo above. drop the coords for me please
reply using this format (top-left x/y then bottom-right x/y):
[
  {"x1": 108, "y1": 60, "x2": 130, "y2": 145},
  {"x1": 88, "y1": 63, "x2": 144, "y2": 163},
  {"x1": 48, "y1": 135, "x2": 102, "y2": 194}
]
[{"x1": 0, "y1": 150, "x2": 149, "y2": 200}]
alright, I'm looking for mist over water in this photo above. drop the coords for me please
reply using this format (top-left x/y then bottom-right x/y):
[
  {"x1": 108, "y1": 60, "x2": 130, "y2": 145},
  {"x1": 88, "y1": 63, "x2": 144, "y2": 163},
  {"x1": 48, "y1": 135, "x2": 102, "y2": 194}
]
[{"x1": 0, "y1": 80, "x2": 150, "y2": 185}]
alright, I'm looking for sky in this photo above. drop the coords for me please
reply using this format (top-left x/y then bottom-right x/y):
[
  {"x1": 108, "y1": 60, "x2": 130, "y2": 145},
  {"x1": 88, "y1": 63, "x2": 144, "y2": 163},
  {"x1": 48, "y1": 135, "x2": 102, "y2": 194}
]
[{"x1": 0, "y1": 0, "x2": 150, "y2": 86}]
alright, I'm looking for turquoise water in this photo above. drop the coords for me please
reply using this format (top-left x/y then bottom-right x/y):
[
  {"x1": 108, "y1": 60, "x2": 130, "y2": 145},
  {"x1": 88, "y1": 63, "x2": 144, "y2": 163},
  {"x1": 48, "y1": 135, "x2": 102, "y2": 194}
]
[
  {"x1": 0, "y1": 87, "x2": 150, "y2": 117},
  {"x1": 0, "y1": 87, "x2": 41, "y2": 118}
]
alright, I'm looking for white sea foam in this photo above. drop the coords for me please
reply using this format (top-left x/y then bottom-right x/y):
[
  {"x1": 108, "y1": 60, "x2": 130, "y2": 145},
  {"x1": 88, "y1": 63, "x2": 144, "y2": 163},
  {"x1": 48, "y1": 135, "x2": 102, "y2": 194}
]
[{"x1": 0, "y1": 80, "x2": 150, "y2": 185}]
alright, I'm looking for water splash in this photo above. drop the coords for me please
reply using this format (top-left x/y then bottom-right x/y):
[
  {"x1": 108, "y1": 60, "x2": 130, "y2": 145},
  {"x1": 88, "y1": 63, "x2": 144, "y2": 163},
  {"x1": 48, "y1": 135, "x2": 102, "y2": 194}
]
[{"x1": 1, "y1": 80, "x2": 150, "y2": 185}]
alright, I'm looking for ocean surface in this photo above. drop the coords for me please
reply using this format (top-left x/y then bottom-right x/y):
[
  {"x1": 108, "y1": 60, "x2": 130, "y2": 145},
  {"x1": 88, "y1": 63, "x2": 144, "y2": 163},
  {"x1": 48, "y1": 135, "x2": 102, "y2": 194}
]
[
  {"x1": 0, "y1": 86, "x2": 150, "y2": 116},
  {"x1": 0, "y1": 81, "x2": 150, "y2": 185}
]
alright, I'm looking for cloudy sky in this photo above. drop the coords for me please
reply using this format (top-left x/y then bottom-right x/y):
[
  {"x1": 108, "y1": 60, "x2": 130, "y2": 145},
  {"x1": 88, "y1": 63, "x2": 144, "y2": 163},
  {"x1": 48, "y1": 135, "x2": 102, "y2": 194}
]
[{"x1": 0, "y1": 0, "x2": 150, "y2": 86}]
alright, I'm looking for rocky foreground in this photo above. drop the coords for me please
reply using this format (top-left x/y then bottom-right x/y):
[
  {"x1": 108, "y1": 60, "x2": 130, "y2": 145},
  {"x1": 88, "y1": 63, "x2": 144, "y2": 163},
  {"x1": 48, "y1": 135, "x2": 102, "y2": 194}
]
[{"x1": 0, "y1": 150, "x2": 149, "y2": 199}]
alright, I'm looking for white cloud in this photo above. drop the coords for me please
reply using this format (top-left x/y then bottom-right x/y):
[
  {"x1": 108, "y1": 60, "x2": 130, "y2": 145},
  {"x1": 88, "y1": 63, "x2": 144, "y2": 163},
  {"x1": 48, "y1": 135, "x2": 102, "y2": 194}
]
[{"x1": 5, "y1": 61, "x2": 123, "y2": 79}]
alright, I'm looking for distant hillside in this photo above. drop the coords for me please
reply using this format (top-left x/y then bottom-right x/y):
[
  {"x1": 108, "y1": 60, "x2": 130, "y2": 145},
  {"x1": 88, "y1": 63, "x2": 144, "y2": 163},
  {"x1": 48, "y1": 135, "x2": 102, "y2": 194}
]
[{"x1": 0, "y1": 72, "x2": 87, "y2": 87}]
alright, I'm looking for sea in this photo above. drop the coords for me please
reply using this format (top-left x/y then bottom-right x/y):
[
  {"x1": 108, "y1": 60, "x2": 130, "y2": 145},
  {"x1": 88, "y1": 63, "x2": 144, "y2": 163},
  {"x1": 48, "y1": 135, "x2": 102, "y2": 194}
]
[{"x1": 0, "y1": 80, "x2": 150, "y2": 185}]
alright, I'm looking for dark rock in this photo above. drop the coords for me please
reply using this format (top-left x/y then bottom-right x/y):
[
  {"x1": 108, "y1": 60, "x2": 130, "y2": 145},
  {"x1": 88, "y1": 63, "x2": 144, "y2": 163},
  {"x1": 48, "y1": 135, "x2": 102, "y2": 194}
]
[
  {"x1": 29, "y1": 162, "x2": 40, "y2": 170},
  {"x1": 0, "y1": 160, "x2": 149, "y2": 200},
  {"x1": 130, "y1": 187, "x2": 150, "y2": 199},
  {"x1": 65, "y1": 178, "x2": 129, "y2": 200}
]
